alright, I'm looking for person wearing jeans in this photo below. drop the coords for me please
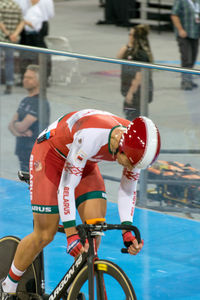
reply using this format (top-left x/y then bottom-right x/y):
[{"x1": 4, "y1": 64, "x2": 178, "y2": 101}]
[
  {"x1": 171, "y1": 0, "x2": 200, "y2": 91},
  {"x1": 0, "y1": 0, "x2": 24, "y2": 94}
]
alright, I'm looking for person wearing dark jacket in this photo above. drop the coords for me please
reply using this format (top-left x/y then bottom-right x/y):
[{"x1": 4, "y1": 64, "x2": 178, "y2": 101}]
[{"x1": 8, "y1": 64, "x2": 50, "y2": 171}]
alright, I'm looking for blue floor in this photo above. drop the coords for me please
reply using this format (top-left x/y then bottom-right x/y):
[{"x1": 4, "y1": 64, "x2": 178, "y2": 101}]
[{"x1": 0, "y1": 178, "x2": 200, "y2": 300}]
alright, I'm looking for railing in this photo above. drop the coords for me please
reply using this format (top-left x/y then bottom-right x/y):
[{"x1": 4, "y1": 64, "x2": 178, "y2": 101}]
[{"x1": 1, "y1": 42, "x2": 200, "y2": 217}]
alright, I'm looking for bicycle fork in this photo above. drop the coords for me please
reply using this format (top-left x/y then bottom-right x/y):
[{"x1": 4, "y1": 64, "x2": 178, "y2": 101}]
[{"x1": 87, "y1": 234, "x2": 107, "y2": 300}]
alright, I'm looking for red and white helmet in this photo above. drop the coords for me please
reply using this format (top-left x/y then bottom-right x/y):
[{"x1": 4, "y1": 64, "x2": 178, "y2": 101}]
[{"x1": 119, "y1": 116, "x2": 161, "y2": 169}]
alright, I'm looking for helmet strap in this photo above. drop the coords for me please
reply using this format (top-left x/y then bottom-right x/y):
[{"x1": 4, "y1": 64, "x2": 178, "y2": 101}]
[
  {"x1": 110, "y1": 127, "x2": 126, "y2": 157},
  {"x1": 112, "y1": 147, "x2": 119, "y2": 158}
]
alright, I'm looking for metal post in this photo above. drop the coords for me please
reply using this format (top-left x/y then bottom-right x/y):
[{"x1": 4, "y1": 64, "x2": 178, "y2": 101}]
[
  {"x1": 38, "y1": 53, "x2": 47, "y2": 133},
  {"x1": 138, "y1": 68, "x2": 150, "y2": 206},
  {"x1": 0, "y1": 47, "x2": 1, "y2": 177},
  {"x1": 140, "y1": 67, "x2": 149, "y2": 116},
  {"x1": 141, "y1": 0, "x2": 147, "y2": 20}
]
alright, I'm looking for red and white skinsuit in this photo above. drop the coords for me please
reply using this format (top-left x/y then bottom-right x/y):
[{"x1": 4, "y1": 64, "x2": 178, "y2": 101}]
[{"x1": 30, "y1": 109, "x2": 140, "y2": 229}]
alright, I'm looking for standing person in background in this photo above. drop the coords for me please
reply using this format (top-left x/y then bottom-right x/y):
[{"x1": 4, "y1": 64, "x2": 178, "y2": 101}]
[
  {"x1": 23, "y1": 0, "x2": 43, "y2": 44},
  {"x1": 20, "y1": 0, "x2": 43, "y2": 71},
  {"x1": 37, "y1": 0, "x2": 54, "y2": 47},
  {"x1": 36, "y1": 0, "x2": 54, "y2": 82},
  {"x1": 15, "y1": 0, "x2": 54, "y2": 46},
  {"x1": 8, "y1": 64, "x2": 50, "y2": 172},
  {"x1": 0, "y1": 0, "x2": 24, "y2": 94},
  {"x1": 13, "y1": 0, "x2": 31, "y2": 47},
  {"x1": 117, "y1": 25, "x2": 154, "y2": 121},
  {"x1": 171, "y1": 0, "x2": 200, "y2": 91},
  {"x1": 13, "y1": 0, "x2": 31, "y2": 16},
  {"x1": 19, "y1": 0, "x2": 53, "y2": 84}
]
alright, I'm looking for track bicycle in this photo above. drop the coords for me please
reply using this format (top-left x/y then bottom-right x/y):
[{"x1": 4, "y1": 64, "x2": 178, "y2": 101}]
[{"x1": 0, "y1": 171, "x2": 142, "y2": 300}]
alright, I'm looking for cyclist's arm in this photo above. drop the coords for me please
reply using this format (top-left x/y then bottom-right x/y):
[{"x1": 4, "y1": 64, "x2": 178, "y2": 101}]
[
  {"x1": 57, "y1": 131, "x2": 101, "y2": 236},
  {"x1": 118, "y1": 168, "x2": 143, "y2": 254},
  {"x1": 118, "y1": 167, "x2": 140, "y2": 225}
]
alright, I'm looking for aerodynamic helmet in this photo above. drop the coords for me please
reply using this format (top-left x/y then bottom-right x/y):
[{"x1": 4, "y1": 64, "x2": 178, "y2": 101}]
[{"x1": 118, "y1": 116, "x2": 161, "y2": 169}]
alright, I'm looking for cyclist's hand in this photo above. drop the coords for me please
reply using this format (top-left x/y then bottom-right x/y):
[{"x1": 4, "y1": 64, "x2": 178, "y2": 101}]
[
  {"x1": 123, "y1": 231, "x2": 144, "y2": 255},
  {"x1": 67, "y1": 234, "x2": 89, "y2": 257}
]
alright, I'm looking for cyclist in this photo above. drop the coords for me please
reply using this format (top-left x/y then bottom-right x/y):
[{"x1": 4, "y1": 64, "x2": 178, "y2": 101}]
[{"x1": 0, "y1": 109, "x2": 160, "y2": 299}]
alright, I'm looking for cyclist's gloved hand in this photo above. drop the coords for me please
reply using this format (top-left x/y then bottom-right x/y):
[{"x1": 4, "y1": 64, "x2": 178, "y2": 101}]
[
  {"x1": 123, "y1": 231, "x2": 144, "y2": 255},
  {"x1": 67, "y1": 234, "x2": 88, "y2": 257}
]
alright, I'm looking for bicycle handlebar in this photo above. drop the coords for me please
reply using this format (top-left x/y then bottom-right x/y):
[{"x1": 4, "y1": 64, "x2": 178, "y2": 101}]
[
  {"x1": 76, "y1": 223, "x2": 141, "y2": 254},
  {"x1": 58, "y1": 223, "x2": 141, "y2": 250},
  {"x1": 107, "y1": 224, "x2": 142, "y2": 254},
  {"x1": 18, "y1": 170, "x2": 30, "y2": 184}
]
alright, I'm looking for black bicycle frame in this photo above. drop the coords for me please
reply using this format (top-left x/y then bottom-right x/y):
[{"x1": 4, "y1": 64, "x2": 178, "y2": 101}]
[
  {"x1": 47, "y1": 251, "x2": 88, "y2": 300},
  {"x1": 47, "y1": 239, "x2": 101, "y2": 300},
  {"x1": 48, "y1": 232, "x2": 102, "y2": 300},
  {"x1": 86, "y1": 234, "x2": 100, "y2": 300}
]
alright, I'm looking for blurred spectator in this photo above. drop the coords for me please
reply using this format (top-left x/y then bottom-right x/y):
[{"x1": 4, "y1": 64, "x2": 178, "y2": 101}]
[
  {"x1": 24, "y1": 0, "x2": 54, "y2": 47},
  {"x1": 19, "y1": 0, "x2": 42, "y2": 82},
  {"x1": 15, "y1": 0, "x2": 54, "y2": 45},
  {"x1": 8, "y1": 64, "x2": 50, "y2": 172},
  {"x1": 38, "y1": 0, "x2": 54, "y2": 33},
  {"x1": 13, "y1": 0, "x2": 31, "y2": 46},
  {"x1": 13, "y1": 0, "x2": 31, "y2": 16},
  {"x1": 19, "y1": 0, "x2": 53, "y2": 84},
  {"x1": 117, "y1": 25, "x2": 153, "y2": 120},
  {"x1": 0, "y1": 0, "x2": 24, "y2": 94},
  {"x1": 99, "y1": 0, "x2": 105, "y2": 8},
  {"x1": 36, "y1": 0, "x2": 54, "y2": 54},
  {"x1": 96, "y1": 0, "x2": 136, "y2": 26},
  {"x1": 171, "y1": 0, "x2": 200, "y2": 91},
  {"x1": 23, "y1": 0, "x2": 44, "y2": 43}
]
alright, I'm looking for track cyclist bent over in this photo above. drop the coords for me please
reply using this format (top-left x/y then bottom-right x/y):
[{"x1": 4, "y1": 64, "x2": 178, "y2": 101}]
[{"x1": 0, "y1": 109, "x2": 161, "y2": 299}]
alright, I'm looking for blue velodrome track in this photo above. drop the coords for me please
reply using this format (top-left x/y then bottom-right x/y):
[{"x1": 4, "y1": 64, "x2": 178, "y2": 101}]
[{"x1": 0, "y1": 178, "x2": 200, "y2": 300}]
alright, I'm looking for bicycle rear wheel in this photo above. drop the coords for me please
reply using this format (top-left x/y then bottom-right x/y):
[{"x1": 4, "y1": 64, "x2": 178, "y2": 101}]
[
  {"x1": 67, "y1": 259, "x2": 137, "y2": 300},
  {"x1": 0, "y1": 236, "x2": 43, "y2": 297}
]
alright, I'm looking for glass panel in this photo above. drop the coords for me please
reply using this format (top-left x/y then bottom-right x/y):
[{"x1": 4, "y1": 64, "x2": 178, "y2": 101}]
[{"x1": 0, "y1": 44, "x2": 200, "y2": 221}]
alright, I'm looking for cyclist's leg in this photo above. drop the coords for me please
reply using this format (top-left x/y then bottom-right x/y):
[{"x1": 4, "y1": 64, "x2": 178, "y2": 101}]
[
  {"x1": 76, "y1": 163, "x2": 107, "y2": 248},
  {"x1": 14, "y1": 143, "x2": 64, "y2": 271},
  {"x1": 15, "y1": 143, "x2": 65, "y2": 270},
  {"x1": 2, "y1": 143, "x2": 64, "y2": 293},
  {"x1": 78, "y1": 198, "x2": 106, "y2": 249},
  {"x1": 78, "y1": 198, "x2": 106, "y2": 222},
  {"x1": 1, "y1": 214, "x2": 59, "y2": 294},
  {"x1": 13, "y1": 213, "x2": 60, "y2": 271}
]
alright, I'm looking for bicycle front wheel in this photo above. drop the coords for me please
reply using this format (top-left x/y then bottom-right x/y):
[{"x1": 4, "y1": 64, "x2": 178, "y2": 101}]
[{"x1": 67, "y1": 259, "x2": 137, "y2": 300}]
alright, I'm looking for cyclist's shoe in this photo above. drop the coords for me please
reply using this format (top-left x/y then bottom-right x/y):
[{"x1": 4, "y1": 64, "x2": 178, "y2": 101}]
[
  {"x1": 77, "y1": 292, "x2": 86, "y2": 300},
  {"x1": 0, "y1": 280, "x2": 17, "y2": 300}
]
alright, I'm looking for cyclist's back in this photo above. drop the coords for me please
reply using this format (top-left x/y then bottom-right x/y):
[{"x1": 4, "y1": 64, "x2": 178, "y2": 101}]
[{"x1": 38, "y1": 109, "x2": 130, "y2": 161}]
